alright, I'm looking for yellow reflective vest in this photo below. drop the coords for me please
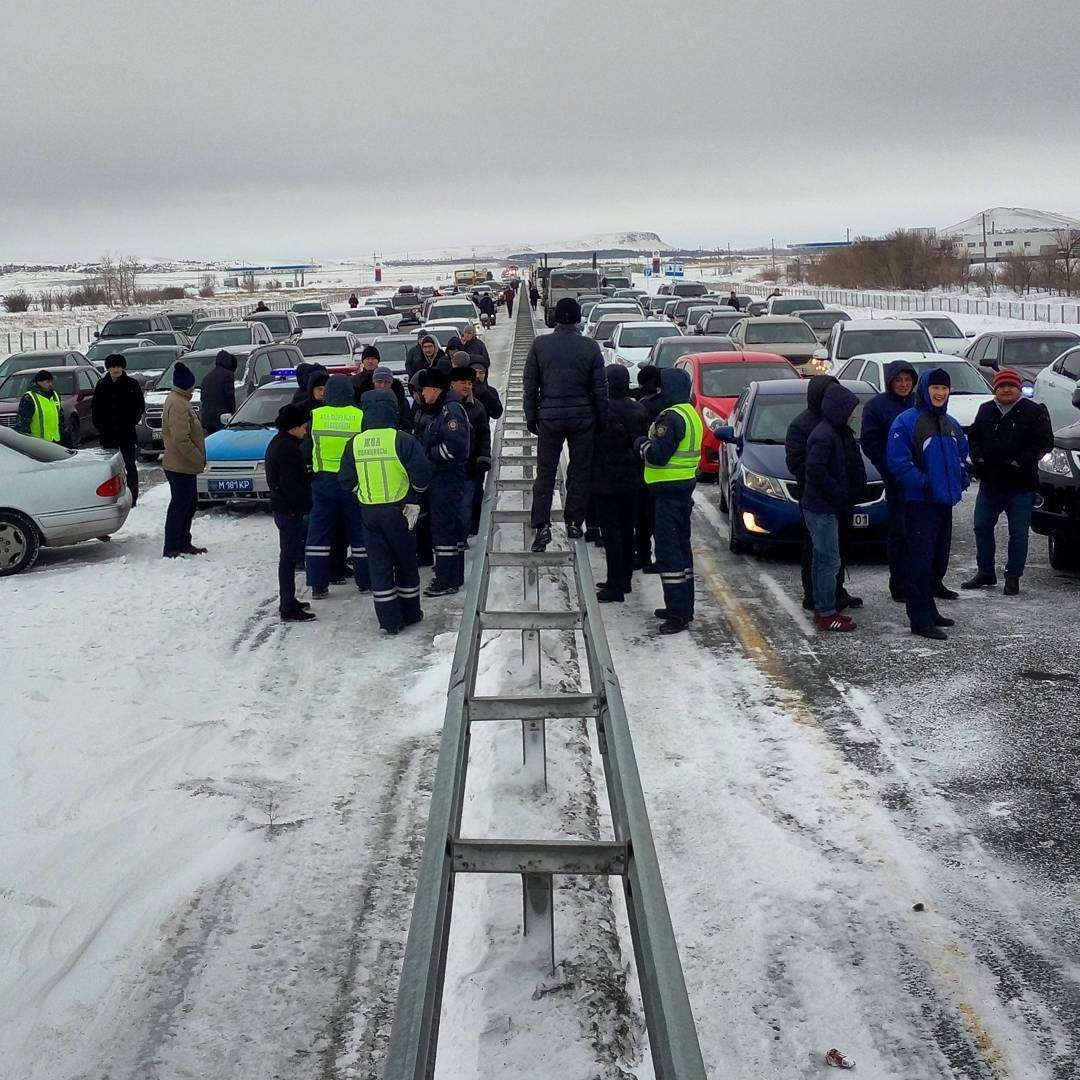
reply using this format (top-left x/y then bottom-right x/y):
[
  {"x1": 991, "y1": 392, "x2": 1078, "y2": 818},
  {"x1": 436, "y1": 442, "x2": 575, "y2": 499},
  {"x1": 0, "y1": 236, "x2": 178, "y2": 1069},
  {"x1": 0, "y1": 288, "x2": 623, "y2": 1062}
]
[
  {"x1": 310, "y1": 404, "x2": 363, "y2": 473},
  {"x1": 351, "y1": 428, "x2": 410, "y2": 504},
  {"x1": 643, "y1": 402, "x2": 703, "y2": 485}
]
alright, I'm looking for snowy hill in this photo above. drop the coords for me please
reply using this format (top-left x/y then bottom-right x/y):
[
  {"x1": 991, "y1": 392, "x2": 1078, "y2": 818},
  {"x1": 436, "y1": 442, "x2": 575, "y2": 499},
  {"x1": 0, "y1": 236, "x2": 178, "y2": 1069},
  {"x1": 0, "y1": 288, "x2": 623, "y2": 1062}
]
[{"x1": 381, "y1": 232, "x2": 673, "y2": 262}]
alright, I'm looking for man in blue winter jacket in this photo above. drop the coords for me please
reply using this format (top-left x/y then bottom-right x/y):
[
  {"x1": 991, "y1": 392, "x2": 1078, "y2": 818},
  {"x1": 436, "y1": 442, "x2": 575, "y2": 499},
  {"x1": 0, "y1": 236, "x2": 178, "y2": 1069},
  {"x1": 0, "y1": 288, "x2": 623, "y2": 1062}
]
[
  {"x1": 886, "y1": 368, "x2": 970, "y2": 640},
  {"x1": 860, "y1": 359, "x2": 916, "y2": 601}
]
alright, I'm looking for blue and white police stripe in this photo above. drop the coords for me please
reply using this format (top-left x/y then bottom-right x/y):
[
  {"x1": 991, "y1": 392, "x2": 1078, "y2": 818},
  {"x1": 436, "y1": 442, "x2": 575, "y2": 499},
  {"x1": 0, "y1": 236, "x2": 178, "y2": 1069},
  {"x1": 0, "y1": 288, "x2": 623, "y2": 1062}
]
[{"x1": 372, "y1": 588, "x2": 399, "y2": 605}]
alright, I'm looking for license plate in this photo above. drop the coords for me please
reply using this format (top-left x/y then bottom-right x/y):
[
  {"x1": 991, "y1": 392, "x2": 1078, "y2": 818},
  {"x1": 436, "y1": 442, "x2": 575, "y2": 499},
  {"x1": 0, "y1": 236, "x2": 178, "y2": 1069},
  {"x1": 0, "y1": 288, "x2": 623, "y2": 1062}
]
[
  {"x1": 208, "y1": 478, "x2": 254, "y2": 494},
  {"x1": 852, "y1": 512, "x2": 870, "y2": 528}
]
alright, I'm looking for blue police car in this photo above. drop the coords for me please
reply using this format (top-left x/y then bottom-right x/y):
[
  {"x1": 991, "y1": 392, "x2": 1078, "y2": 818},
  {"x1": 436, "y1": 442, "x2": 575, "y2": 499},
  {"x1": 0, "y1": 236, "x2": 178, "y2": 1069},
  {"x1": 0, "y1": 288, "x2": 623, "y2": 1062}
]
[
  {"x1": 712, "y1": 379, "x2": 888, "y2": 554},
  {"x1": 196, "y1": 379, "x2": 299, "y2": 506}
]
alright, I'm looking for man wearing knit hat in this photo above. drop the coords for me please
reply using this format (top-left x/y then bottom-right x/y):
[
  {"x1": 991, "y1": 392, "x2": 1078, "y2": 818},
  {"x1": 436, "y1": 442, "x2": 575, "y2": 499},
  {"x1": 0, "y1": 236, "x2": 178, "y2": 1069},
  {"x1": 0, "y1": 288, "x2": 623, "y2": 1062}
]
[
  {"x1": 161, "y1": 361, "x2": 207, "y2": 558},
  {"x1": 963, "y1": 367, "x2": 1054, "y2": 595}
]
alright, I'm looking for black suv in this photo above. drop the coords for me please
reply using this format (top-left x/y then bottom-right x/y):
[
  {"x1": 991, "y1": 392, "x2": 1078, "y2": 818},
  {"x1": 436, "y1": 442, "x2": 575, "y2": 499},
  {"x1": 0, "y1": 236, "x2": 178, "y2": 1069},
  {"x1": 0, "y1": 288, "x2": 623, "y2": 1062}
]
[{"x1": 1032, "y1": 385, "x2": 1080, "y2": 571}]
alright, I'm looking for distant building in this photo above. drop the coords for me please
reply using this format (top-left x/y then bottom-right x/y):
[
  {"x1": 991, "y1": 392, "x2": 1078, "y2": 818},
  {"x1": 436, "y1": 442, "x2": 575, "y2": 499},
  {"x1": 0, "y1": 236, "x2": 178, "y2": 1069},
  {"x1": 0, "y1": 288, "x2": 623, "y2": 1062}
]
[{"x1": 940, "y1": 207, "x2": 1080, "y2": 263}]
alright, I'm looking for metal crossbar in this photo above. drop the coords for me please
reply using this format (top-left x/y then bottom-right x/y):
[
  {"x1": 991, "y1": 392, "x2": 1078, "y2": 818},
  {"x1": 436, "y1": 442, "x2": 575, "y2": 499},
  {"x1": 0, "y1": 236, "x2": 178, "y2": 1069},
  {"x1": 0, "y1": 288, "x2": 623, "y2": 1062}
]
[{"x1": 384, "y1": 294, "x2": 706, "y2": 1079}]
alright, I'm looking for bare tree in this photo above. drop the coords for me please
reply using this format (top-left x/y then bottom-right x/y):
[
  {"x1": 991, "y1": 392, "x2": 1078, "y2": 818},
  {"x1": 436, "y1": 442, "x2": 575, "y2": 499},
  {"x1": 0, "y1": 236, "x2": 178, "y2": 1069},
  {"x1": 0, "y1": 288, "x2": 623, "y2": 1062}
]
[
  {"x1": 198, "y1": 273, "x2": 216, "y2": 298},
  {"x1": 1001, "y1": 251, "x2": 1033, "y2": 295},
  {"x1": 1053, "y1": 229, "x2": 1080, "y2": 295}
]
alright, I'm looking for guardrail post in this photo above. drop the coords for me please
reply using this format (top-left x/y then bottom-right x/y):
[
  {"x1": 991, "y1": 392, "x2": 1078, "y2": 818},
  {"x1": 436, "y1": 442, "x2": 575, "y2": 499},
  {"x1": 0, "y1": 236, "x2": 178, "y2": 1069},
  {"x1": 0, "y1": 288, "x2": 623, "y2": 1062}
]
[{"x1": 522, "y1": 873, "x2": 555, "y2": 975}]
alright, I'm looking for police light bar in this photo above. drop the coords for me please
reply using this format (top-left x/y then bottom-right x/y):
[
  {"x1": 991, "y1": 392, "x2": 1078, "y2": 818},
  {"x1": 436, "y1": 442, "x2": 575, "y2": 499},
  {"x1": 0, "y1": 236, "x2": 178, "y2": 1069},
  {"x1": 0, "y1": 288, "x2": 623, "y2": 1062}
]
[{"x1": 272, "y1": 368, "x2": 298, "y2": 379}]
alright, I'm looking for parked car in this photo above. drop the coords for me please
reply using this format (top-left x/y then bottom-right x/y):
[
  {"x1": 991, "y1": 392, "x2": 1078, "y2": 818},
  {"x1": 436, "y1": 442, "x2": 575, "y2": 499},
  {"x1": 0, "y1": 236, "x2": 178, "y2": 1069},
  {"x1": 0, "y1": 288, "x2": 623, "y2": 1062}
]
[
  {"x1": 0, "y1": 426, "x2": 131, "y2": 575},
  {"x1": 601, "y1": 321, "x2": 683, "y2": 368},
  {"x1": 963, "y1": 330, "x2": 1080, "y2": 386},
  {"x1": 337, "y1": 316, "x2": 393, "y2": 342},
  {"x1": 589, "y1": 313, "x2": 644, "y2": 344},
  {"x1": 1032, "y1": 385, "x2": 1080, "y2": 571},
  {"x1": 196, "y1": 380, "x2": 300, "y2": 506},
  {"x1": 426, "y1": 297, "x2": 480, "y2": 323},
  {"x1": 136, "y1": 343, "x2": 302, "y2": 459},
  {"x1": 192, "y1": 321, "x2": 275, "y2": 351},
  {"x1": 245, "y1": 310, "x2": 301, "y2": 342},
  {"x1": 162, "y1": 309, "x2": 210, "y2": 334},
  {"x1": 904, "y1": 313, "x2": 972, "y2": 356},
  {"x1": 646, "y1": 335, "x2": 738, "y2": 370},
  {"x1": 674, "y1": 351, "x2": 801, "y2": 480},
  {"x1": 112, "y1": 345, "x2": 190, "y2": 389},
  {"x1": 746, "y1": 300, "x2": 769, "y2": 316},
  {"x1": 1035, "y1": 345, "x2": 1080, "y2": 433},
  {"x1": 84, "y1": 338, "x2": 157, "y2": 369},
  {"x1": 646, "y1": 296, "x2": 674, "y2": 318},
  {"x1": 793, "y1": 308, "x2": 851, "y2": 345},
  {"x1": 0, "y1": 365, "x2": 101, "y2": 445},
  {"x1": 664, "y1": 281, "x2": 709, "y2": 298},
  {"x1": 765, "y1": 295, "x2": 825, "y2": 316},
  {"x1": 727, "y1": 316, "x2": 823, "y2": 374},
  {"x1": 819, "y1": 318, "x2": 936, "y2": 371},
  {"x1": 713, "y1": 379, "x2": 887, "y2": 553},
  {"x1": 366, "y1": 335, "x2": 415, "y2": 376},
  {"x1": 680, "y1": 303, "x2": 720, "y2": 331},
  {"x1": 187, "y1": 316, "x2": 232, "y2": 340},
  {"x1": 295, "y1": 311, "x2": 340, "y2": 332},
  {"x1": 97, "y1": 313, "x2": 173, "y2": 339},
  {"x1": 696, "y1": 310, "x2": 746, "y2": 336},
  {"x1": 0, "y1": 350, "x2": 90, "y2": 381},
  {"x1": 289, "y1": 300, "x2": 329, "y2": 313},
  {"x1": 834, "y1": 353, "x2": 992, "y2": 429},
  {"x1": 667, "y1": 298, "x2": 712, "y2": 329},
  {"x1": 137, "y1": 330, "x2": 192, "y2": 349},
  {"x1": 294, "y1": 331, "x2": 362, "y2": 365}
]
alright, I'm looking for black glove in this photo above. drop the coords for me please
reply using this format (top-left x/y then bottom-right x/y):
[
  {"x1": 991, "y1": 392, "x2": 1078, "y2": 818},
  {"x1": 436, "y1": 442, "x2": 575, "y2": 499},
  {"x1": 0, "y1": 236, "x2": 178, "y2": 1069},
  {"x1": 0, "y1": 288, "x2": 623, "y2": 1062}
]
[{"x1": 526, "y1": 420, "x2": 539, "y2": 436}]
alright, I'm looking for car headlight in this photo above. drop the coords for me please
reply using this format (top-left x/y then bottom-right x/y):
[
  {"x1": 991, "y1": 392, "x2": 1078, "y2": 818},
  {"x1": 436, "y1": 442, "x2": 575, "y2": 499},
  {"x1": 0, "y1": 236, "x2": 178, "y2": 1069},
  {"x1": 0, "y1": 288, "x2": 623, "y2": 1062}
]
[
  {"x1": 739, "y1": 465, "x2": 787, "y2": 499},
  {"x1": 1039, "y1": 448, "x2": 1072, "y2": 476},
  {"x1": 701, "y1": 405, "x2": 724, "y2": 427}
]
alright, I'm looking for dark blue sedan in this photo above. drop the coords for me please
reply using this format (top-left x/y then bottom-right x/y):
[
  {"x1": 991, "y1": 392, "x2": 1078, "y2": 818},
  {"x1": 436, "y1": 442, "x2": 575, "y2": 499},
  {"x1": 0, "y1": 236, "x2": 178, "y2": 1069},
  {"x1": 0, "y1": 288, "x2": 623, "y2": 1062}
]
[{"x1": 713, "y1": 379, "x2": 887, "y2": 554}]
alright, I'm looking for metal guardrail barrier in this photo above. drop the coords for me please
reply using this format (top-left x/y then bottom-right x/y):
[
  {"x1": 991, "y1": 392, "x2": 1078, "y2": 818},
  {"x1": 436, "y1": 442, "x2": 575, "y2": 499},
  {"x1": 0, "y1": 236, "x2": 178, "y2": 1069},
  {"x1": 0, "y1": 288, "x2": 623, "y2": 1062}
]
[{"x1": 384, "y1": 297, "x2": 706, "y2": 1079}]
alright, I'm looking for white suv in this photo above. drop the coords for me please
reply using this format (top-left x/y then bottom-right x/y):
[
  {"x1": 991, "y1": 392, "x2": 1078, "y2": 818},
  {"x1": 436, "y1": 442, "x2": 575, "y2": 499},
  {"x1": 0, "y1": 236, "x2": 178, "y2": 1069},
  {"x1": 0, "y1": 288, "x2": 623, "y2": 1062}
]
[{"x1": 819, "y1": 318, "x2": 936, "y2": 372}]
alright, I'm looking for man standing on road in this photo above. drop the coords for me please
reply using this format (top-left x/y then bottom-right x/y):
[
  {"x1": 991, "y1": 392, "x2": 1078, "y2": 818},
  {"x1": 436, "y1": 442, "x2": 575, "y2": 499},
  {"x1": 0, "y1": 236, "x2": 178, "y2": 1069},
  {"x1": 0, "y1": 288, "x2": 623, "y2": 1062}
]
[
  {"x1": 351, "y1": 345, "x2": 382, "y2": 401},
  {"x1": 406, "y1": 335, "x2": 449, "y2": 383},
  {"x1": 523, "y1": 297, "x2": 609, "y2": 551},
  {"x1": 638, "y1": 368, "x2": 702, "y2": 634},
  {"x1": 14, "y1": 370, "x2": 67, "y2": 445},
  {"x1": 503, "y1": 285, "x2": 515, "y2": 318},
  {"x1": 477, "y1": 292, "x2": 496, "y2": 327},
  {"x1": 886, "y1": 369, "x2": 970, "y2": 640},
  {"x1": 265, "y1": 403, "x2": 316, "y2": 623},
  {"x1": 161, "y1": 361, "x2": 206, "y2": 558},
  {"x1": 459, "y1": 324, "x2": 491, "y2": 369},
  {"x1": 449, "y1": 365, "x2": 491, "y2": 541},
  {"x1": 339, "y1": 389, "x2": 432, "y2": 634},
  {"x1": 727, "y1": 290, "x2": 740, "y2": 311},
  {"x1": 860, "y1": 359, "x2": 917, "y2": 602},
  {"x1": 92, "y1": 354, "x2": 145, "y2": 506},
  {"x1": 529, "y1": 283, "x2": 541, "y2": 311},
  {"x1": 200, "y1": 350, "x2": 237, "y2": 435},
  {"x1": 962, "y1": 368, "x2": 1054, "y2": 596}
]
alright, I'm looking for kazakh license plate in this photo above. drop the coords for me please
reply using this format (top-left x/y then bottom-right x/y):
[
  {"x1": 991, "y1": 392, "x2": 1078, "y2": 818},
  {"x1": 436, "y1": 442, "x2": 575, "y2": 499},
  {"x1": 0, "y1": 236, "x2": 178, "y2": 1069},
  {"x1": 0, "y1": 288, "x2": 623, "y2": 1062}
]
[
  {"x1": 208, "y1": 478, "x2": 254, "y2": 494},
  {"x1": 852, "y1": 512, "x2": 870, "y2": 528}
]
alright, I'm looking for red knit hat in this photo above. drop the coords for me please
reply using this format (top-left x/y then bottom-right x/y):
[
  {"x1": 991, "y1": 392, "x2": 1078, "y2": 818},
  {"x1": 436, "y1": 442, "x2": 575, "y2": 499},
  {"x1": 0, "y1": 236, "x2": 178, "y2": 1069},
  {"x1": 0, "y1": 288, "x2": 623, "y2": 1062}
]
[{"x1": 994, "y1": 368, "x2": 1023, "y2": 390}]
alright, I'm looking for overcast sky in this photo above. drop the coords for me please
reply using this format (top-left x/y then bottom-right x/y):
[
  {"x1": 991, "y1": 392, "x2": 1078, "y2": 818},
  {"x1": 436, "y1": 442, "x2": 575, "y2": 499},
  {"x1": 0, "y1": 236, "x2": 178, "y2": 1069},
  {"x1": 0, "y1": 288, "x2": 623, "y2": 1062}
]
[{"x1": 3, "y1": 0, "x2": 1080, "y2": 262}]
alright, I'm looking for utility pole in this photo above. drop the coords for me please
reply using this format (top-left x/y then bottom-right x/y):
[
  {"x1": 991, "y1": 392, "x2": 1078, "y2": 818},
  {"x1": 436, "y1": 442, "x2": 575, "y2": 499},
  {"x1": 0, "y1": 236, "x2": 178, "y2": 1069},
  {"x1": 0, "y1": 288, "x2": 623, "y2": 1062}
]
[
  {"x1": 982, "y1": 212, "x2": 990, "y2": 296},
  {"x1": 770, "y1": 237, "x2": 776, "y2": 277}
]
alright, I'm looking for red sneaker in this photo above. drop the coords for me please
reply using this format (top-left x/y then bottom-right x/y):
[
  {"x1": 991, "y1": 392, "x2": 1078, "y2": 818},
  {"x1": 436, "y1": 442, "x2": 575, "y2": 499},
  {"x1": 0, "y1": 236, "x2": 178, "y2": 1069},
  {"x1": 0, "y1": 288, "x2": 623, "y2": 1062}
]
[{"x1": 813, "y1": 612, "x2": 856, "y2": 632}]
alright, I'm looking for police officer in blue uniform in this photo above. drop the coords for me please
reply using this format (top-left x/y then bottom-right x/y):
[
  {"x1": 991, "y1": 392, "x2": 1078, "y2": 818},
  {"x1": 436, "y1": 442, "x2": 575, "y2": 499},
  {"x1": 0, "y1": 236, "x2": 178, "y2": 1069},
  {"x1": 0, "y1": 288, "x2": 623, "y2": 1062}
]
[
  {"x1": 339, "y1": 389, "x2": 433, "y2": 633},
  {"x1": 415, "y1": 369, "x2": 471, "y2": 596},
  {"x1": 635, "y1": 368, "x2": 703, "y2": 635}
]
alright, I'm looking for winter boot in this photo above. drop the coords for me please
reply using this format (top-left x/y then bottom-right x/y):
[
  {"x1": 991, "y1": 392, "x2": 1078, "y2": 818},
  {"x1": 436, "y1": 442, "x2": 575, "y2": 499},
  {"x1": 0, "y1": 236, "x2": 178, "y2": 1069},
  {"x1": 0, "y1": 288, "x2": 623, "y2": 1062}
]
[
  {"x1": 961, "y1": 571, "x2": 996, "y2": 589},
  {"x1": 1003, "y1": 573, "x2": 1020, "y2": 596}
]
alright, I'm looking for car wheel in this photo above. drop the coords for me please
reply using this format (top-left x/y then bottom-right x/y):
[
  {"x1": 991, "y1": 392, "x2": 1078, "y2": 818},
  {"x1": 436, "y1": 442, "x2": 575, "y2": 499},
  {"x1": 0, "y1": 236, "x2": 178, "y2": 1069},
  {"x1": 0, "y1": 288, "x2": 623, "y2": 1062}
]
[
  {"x1": 728, "y1": 496, "x2": 748, "y2": 554},
  {"x1": 1048, "y1": 532, "x2": 1080, "y2": 573},
  {"x1": 0, "y1": 510, "x2": 42, "y2": 576},
  {"x1": 68, "y1": 415, "x2": 81, "y2": 446}
]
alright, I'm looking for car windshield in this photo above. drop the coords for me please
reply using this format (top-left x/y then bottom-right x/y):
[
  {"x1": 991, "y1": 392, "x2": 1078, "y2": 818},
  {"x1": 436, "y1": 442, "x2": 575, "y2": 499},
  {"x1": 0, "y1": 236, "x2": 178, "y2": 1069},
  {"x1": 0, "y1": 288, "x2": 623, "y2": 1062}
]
[
  {"x1": 619, "y1": 326, "x2": 680, "y2": 348},
  {"x1": 166, "y1": 313, "x2": 196, "y2": 331},
  {"x1": 371, "y1": 340, "x2": 409, "y2": 370},
  {"x1": 139, "y1": 333, "x2": 176, "y2": 344},
  {"x1": 429, "y1": 303, "x2": 476, "y2": 320},
  {"x1": 605, "y1": 277, "x2": 632, "y2": 288},
  {"x1": 0, "y1": 353, "x2": 68, "y2": 377},
  {"x1": 918, "y1": 318, "x2": 963, "y2": 339},
  {"x1": 103, "y1": 319, "x2": 151, "y2": 336},
  {"x1": 189, "y1": 320, "x2": 228, "y2": 336},
  {"x1": 194, "y1": 328, "x2": 252, "y2": 349},
  {"x1": 746, "y1": 322, "x2": 816, "y2": 345},
  {"x1": 837, "y1": 329, "x2": 930, "y2": 359},
  {"x1": 155, "y1": 356, "x2": 219, "y2": 389},
  {"x1": 653, "y1": 340, "x2": 714, "y2": 368},
  {"x1": 297, "y1": 336, "x2": 352, "y2": 358},
  {"x1": 339, "y1": 319, "x2": 387, "y2": 333},
  {"x1": 672, "y1": 283, "x2": 707, "y2": 297},
  {"x1": 1, "y1": 371, "x2": 78, "y2": 397},
  {"x1": 550, "y1": 271, "x2": 601, "y2": 289},
  {"x1": 368, "y1": 302, "x2": 393, "y2": 315},
  {"x1": 296, "y1": 314, "x2": 333, "y2": 328},
  {"x1": 228, "y1": 385, "x2": 298, "y2": 427},
  {"x1": 907, "y1": 361, "x2": 989, "y2": 394},
  {"x1": 748, "y1": 395, "x2": 866, "y2": 444},
  {"x1": 700, "y1": 363, "x2": 799, "y2": 398},
  {"x1": 123, "y1": 348, "x2": 179, "y2": 371},
  {"x1": 770, "y1": 298, "x2": 824, "y2": 314},
  {"x1": 249, "y1": 314, "x2": 292, "y2": 333},
  {"x1": 86, "y1": 340, "x2": 146, "y2": 360},
  {"x1": 292, "y1": 302, "x2": 324, "y2": 313},
  {"x1": 800, "y1": 312, "x2": 845, "y2": 329},
  {"x1": 595, "y1": 320, "x2": 634, "y2": 339},
  {"x1": 1002, "y1": 337, "x2": 1077, "y2": 370}
]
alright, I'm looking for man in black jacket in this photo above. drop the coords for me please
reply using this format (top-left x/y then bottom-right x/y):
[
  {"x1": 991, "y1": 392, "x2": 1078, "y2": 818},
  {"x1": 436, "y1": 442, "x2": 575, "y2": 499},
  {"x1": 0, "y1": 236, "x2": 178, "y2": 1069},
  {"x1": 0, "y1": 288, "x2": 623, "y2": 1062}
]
[
  {"x1": 265, "y1": 403, "x2": 315, "y2": 622},
  {"x1": 591, "y1": 365, "x2": 648, "y2": 601},
  {"x1": 200, "y1": 350, "x2": 237, "y2": 434},
  {"x1": 470, "y1": 361, "x2": 503, "y2": 420},
  {"x1": 449, "y1": 366, "x2": 492, "y2": 538},
  {"x1": 406, "y1": 335, "x2": 450, "y2": 382},
  {"x1": 962, "y1": 367, "x2": 1055, "y2": 595},
  {"x1": 523, "y1": 297, "x2": 609, "y2": 550},
  {"x1": 92, "y1": 353, "x2": 145, "y2": 505},
  {"x1": 459, "y1": 324, "x2": 491, "y2": 369}
]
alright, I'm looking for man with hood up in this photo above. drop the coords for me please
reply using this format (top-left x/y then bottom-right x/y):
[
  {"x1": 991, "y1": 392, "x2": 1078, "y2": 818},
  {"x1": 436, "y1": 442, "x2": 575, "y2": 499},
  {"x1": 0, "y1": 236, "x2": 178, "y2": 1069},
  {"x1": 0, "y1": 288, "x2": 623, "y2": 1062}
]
[
  {"x1": 449, "y1": 365, "x2": 491, "y2": 541},
  {"x1": 638, "y1": 367, "x2": 703, "y2": 634},
  {"x1": 407, "y1": 335, "x2": 450, "y2": 382},
  {"x1": 803, "y1": 382, "x2": 866, "y2": 632},
  {"x1": 303, "y1": 373, "x2": 371, "y2": 598},
  {"x1": 886, "y1": 368, "x2": 970, "y2": 640},
  {"x1": 200, "y1": 350, "x2": 238, "y2": 434},
  {"x1": 291, "y1": 362, "x2": 327, "y2": 411},
  {"x1": 459, "y1": 324, "x2": 491, "y2": 369},
  {"x1": 860, "y1": 359, "x2": 917, "y2": 601},
  {"x1": 339, "y1": 389, "x2": 432, "y2": 633},
  {"x1": 786, "y1": 374, "x2": 860, "y2": 611}
]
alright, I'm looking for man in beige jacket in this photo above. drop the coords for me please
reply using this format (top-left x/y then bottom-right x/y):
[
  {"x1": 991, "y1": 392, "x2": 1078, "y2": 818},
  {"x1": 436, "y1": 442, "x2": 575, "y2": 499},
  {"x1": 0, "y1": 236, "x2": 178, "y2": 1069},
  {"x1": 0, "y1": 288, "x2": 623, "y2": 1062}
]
[{"x1": 161, "y1": 361, "x2": 207, "y2": 557}]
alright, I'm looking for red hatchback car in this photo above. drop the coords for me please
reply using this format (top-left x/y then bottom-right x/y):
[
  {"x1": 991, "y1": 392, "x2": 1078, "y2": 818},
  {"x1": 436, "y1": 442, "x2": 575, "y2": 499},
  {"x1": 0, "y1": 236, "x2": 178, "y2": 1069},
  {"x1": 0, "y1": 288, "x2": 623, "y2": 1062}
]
[{"x1": 675, "y1": 351, "x2": 801, "y2": 479}]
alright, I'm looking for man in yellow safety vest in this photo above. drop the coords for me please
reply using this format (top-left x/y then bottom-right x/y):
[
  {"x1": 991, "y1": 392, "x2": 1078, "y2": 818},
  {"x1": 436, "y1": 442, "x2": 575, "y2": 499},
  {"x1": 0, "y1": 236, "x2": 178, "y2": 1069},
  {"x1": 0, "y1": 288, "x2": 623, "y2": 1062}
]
[{"x1": 15, "y1": 370, "x2": 66, "y2": 445}]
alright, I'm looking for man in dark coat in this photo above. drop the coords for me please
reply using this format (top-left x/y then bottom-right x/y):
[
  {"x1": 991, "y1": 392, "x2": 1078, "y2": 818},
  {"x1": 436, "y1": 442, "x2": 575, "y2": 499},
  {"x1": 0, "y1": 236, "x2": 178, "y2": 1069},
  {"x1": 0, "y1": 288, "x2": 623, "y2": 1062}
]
[
  {"x1": 727, "y1": 290, "x2": 740, "y2": 310},
  {"x1": 92, "y1": 353, "x2": 145, "y2": 505},
  {"x1": 351, "y1": 346, "x2": 381, "y2": 401},
  {"x1": 591, "y1": 365, "x2": 648, "y2": 602},
  {"x1": 199, "y1": 350, "x2": 237, "y2": 434},
  {"x1": 529, "y1": 284, "x2": 541, "y2": 311},
  {"x1": 406, "y1": 335, "x2": 450, "y2": 382},
  {"x1": 786, "y1": 374, "x2": 859, "y2": 611},
  {"x1": 503, "y1": 285, "x2": 515, "y2": 317},
  {"x1": 471, "y1": 360, "x2": 503, "y2": 420},
  {"x1": 962, "y1": 367, "x2": 1054, "y2": 595},
  {"x1": 449, "y1": 365, "x2": 492, "y2": 540},
  {"x1": 523, "y1": 297, "x2": 609, "y2": 550},
  {"x1": 860, "y1": 359, "x2": 916, "y2": 601},
  {"x1": 364, "y1": 365, "x2": 414, "y2": 433},
  {"x1": 802, "y1": 383, "x2": 866, "y2": 632},
  {"x1": 265, "y1": 403, "x2": 315, "y2": 622},
  {"x1": 459, "y1": 324, "x2": 491, "y2": 368},
  {"x1": 477, "y1": 293, "x2": 496, "y2": 326}
]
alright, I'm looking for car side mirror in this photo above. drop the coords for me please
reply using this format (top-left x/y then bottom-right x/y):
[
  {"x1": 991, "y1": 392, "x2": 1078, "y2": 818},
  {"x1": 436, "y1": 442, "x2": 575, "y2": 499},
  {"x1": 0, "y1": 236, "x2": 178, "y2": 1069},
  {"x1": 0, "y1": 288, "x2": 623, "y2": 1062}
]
[
  {"x1": 985, "y1": 357, "x2": 999, "y2": 370},
  {"x1": 220, "y1": 413, "x2": 233, "y2": 425},
  {"x1": 713, "y1": 424, "x2": 736, "y2": 443},
  {"x1": 602, "y1": 340, "x2": 614, "y2": 349},
  {"x1": 93, "y1": 331, "x2": 100, "y2": 339},
  {"x1": 965, "y1": 330, "x2": 976, "y2": 337},
  {"x1": 1072, "y1": 385, "x2": 1080, "y2": 410}
]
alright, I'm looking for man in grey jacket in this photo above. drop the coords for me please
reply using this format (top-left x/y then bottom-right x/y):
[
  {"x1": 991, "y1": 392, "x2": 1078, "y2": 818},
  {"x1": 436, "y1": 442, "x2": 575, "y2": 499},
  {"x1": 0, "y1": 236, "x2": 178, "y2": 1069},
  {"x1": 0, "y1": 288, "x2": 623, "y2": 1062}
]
[{"x1": 523, "y1": 297, "x2": 608, "y2": 551}]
